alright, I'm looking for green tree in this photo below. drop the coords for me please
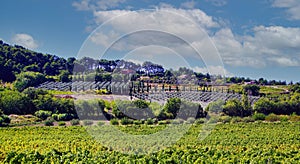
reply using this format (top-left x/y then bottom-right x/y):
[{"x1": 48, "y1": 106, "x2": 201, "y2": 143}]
[
  {"x1": 160, "y1": 98, "x2": 181, "y2": 119},
  {"x1": 206, "y1": 99, "x2": 225, "y2": 113},
  {"x1": 241, "y1": 94, "x2": 252, "y2": 116},
  {"x1": 13, "y1": 72, "x2": 46, "y2": 92},
  {"x1": 243, "y1": 85, "x2": 260, "y2": 96},
  {"x1": 58, "y1": 70, "x2": 71, "y2": 82},
  {"x1": 253, "y1": 97, "x2": 276, "y2": 115},
  {"x1": 223, "y1": 99, "x2": 243, "y2": 117},
  {"x1": 0, "y1": 90, "x2": 34, "y2": 114}
]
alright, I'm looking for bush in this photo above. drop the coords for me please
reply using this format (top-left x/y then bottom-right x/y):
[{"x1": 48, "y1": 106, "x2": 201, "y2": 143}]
[
  {"x1": 52, "y1": 114, "x2": 59, "y2": 121},
  {"x1": 152, "y1": 118, "x2": 158, "y2": 124},
  {"x1": 195, "y1": 118, "x2": 207, "y2": 124},
  {"x1": 186, "y1": 117, "x2": 196, "y2": 124},
  {"x1": 279, "y1": 115, "x2": 289, "y2": 122},
  {"x1": 110, "y1": 119, "x2": 119, "y2": 125},
  {"x1": 231, "y1": 117, "x2": 243, "y2": 123},
  {"x1": 145, "y1": 118, "x2": 154, "y2": 125},
  {"x1": 44, "y1": 118, "x2": 54, "y2": 126},
  {"x1": 0, "y1": 116, "x2": 10, "y2": 127},
  {"x1": 242, "y1": 116, "x2": 255, "y2": 123},
  {"x1": 265, "y1": 113, "x2": 280, "y2": 122},
  {"x1": 219, "y1": 116, "x2": 231, "y2": 123},
  {"x1": 70, "y1": 119, "x2": 80, "y2": 126},
  {"x1": 0, "y1": 117, "x2": 4, "y2": 127},
  {"x1": 172, "y1": 118, "x2": 184, "y2": 124},
  {"x1": 252, "y1": 113, "x2": 266, "y2": 121},
  {"x1": 82, "y1": 120, "x2": 93, "y2": 126},
  {"x1": 58, "y1": 113, "x2": 73, "y2": 121},
  {"x1": 34, "y1": 110, "x2": 52, "y2": 120},
  {"x1": 0, "y1": 90, "x2": 33, "y2": 115},
  {"x1": 289, "y1": 115, "x2": 300, "y2": 122},
  {"x1": 97, "y1": 121, "x2": 105, "y2": 126},
  {"x1": 133, "y1": 120, "x2": 143, "y2": 125},
  {"x1": 120, "y1": 118, "x2": 133, "y2": 125},
  {"x1": 1, "y1": 114, "x2": 10, "y2": 124},
  {"x1": 58, "y1": 121, "x2": 66, "y2": 126},
  {"x1": 207, "y1": 116, "x2": 219, "y2": 124},
  {"x1": 52, "y1": 113, "x2": 74, "y2": 121},
  {"x1": 158, "y1": 120, "x2": 169, "y2": 125}
]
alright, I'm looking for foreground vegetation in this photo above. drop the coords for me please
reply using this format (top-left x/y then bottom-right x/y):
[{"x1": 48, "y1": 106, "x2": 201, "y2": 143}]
[{"x1": 0, "y1": 122, "x2": 299, "y2": 163}]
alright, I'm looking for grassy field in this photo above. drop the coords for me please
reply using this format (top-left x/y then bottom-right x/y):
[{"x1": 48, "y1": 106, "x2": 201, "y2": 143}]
[{"x1": 0, "y1": 122, "x2": 299, "y2": 163}]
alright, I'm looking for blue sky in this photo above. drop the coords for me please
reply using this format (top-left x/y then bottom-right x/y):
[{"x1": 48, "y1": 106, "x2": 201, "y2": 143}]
[{"x1": 1, "y1": 0, "x2": 300, "y2": 82}]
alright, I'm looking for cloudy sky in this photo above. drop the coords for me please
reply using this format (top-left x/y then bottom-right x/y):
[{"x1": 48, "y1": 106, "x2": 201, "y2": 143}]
[{"x1": 1, "y1": 0, "x2": 300, "y2": 82}]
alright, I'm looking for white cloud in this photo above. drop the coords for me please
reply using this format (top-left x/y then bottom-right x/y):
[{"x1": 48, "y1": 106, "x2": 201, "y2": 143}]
[
  {"x1": 180, "y1": 1, "x2": 197, "y2": 9},
  {"x1": 206, "y1": 0, "x2": 227, "y2": 7},
  {"x1": 11, "y1": 33, "x2": 38, "y2": 49},
  {"x1": 272, "y1": 0, "x2": 300, "y2": 20},
  {"x1": 158, "y1": 2, "x2": 174, "y2": 9},
  {"x1": 93, "y1": 8, "x2": 219, "y2": 29},
  {"x1": 212, "y1": 26, "x2": 300, "y2": 67},
  {"x1": 74, "y1": 2, "x2": 300, "y2": 68},
  {"x1": 88, "y1": 8, "x2": 222, "y2": 67},
  {"x1": 72, "y1": 0, "x2": 126, "y2": 11},
  {"x1": 72, "y1": 0, "x2": 91, "y2": 11},
  {"x1": 96, "y1": 0, "x2": 126, "y2": 10},
  {"x1": 268, "y1": 57, "x2": 299, "y2": 66},
  {"x1": 193, "y1": 65, "x2": 233, "y2": 76},
  {"x1": 90, "y1": 30, "x2": 120, "y2": 48}
]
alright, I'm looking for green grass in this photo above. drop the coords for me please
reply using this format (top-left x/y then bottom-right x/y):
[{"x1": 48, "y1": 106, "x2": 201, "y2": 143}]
[{"x1": 0, "y1": 122, "x2": 299, "y2": 162}]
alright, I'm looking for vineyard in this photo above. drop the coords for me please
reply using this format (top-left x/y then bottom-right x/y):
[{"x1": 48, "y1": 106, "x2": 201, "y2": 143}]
[{"x1": 0, "y1": 122, "x2": 299, "y2": 163}]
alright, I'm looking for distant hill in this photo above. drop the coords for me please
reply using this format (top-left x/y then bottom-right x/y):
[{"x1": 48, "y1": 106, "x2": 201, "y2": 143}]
[{"x1": 0, "y1": 40, "x2": 75, "y2": 82}]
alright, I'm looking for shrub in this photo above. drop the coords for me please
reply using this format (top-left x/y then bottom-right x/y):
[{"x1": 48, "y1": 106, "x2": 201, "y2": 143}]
[
  {"x1": 133, "y1": 120, "x2": 143, "y2": 125},
  {"x1": 195, "y1": 118, "x2": 207, "y2": 124},
  {"x1": 265, "y1": 113, "x2": 280, "y2": 122},
  {"x1": 97, "y1": 121, "x2": 105, "y2": 126},
  {"x1": 70, "y1": 119, "x2": 80, "y2": 126},
  {"x1": 52, "y1": 114, "x2": 59, "y2": 121},
  {"x1": 289, "y1": 115, "x2": 300, "y2": 122},
  {"x1": 44, "y1": 118, "x2": 54, "y2": 126},
  {"x1": 230, "y1": 117, "x2": 242, "y2": 123},
  {"x1": 82, "y1": 120, "x2": 93, "y2": 126},
  {"x1": 35, "y1": 110, "x2": 52, "y2": 120},
  {"x1": 242, "y1": 116, "x2": 255, "y2": 123},
  {"x1": 52, "y1": 113, "x2": 74, "y2": 121},
  {"x1": 172, "y1": 118, "x2": 184, "y2": 124},
  {"x1": 58, "y1": 113, "x2": 73, "y2": 121},
  {"x1": 207, "y1": 116, "x2": 219, "y2": 124},
  {"x1": 1, "y1": 114, "x2": 10, "y2": 124},
  {"x1": 219, "y1": 116, "x2": 231, "y2": 123},
  {"x1": 0, "y1": 117, "x2": 4, "y2": 127},
  {"x1": 279, "y1": 115, "x2": 289, "y2": 122},
  {"x1": 152, "y1": 118, "x2": 158, "y2": 124},
  {"x1": 186, "y1": 117, "x2": 196, "y2": 124},
  {"x1": 0, "y1": 90, "x2": 33, "y2": 115},
  {"x1": 121, "y1": 118, "x2": 133, "y2": 125},
  {"x1": 110, "y1": 119, "x2": 119, "y2": 125},
  {"x1": 158, "y1": 120, "x2": 168, "y2": 125},
  {"x1": 252, "y1": 113, "x2": 266, "y2": 121},
  {"x1": 58, "y1": 121, "x2": 66, "y2": 126},
  {"x1": 145, "y1": 118, "x2": 154, "y2": 125}
]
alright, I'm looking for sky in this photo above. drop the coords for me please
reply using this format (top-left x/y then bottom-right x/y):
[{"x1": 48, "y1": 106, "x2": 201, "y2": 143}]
[{"x1": 1, "y1": 0, "x2": 300, "y2": 82}]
